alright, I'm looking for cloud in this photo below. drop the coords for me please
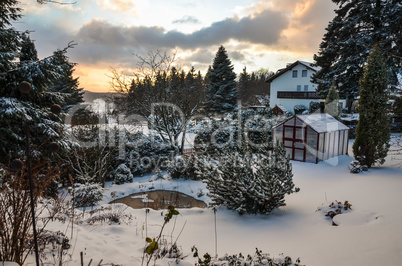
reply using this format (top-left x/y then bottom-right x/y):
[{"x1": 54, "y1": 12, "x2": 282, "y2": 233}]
[
  {"x1": 185, "y1": 49, "x2": 215, "y2": 65},
  {"x1": 21, "y1": 0, "x2": 337, "y2": 92},
  {"x1": 252, "y1": 0, "x2": 337, "y2": 53},
  {"x1": 97, "y1": 0, "x2": 137, "y2": 13},
  {"x1": 71, "y1": 8, "x2": 288, "y2": 66},
  {"x1": 229, "y1": 50, "x2": 246, "y2": 62},
  {"x1": 172, "y1": 15, "x2": 201, "y2": 25}
]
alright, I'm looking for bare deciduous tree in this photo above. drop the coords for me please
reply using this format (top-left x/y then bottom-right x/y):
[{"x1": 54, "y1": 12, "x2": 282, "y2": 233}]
[
  {"x1": 133, "y1": 50, "x2": 177, "y2": 80},
  {"x1": 110, "y1": 50, "x2": 204, "y2": 153}
]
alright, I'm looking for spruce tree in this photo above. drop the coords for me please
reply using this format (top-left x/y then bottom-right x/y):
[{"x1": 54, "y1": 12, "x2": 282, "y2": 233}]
[
  {"x1": 0, "y1": 0, "x2": 22, "y2": 92},
  {"x1": 48, "y1": 49, "x2": 84, "y2": 111},
  {"x1": 205, "y1": 45, "x2": 237, "y2": 114},
  {"x1": 0, "y1": 1, "x2": 75, "y2": 163},
  {"x1": 353, "y1": 44, "x2": 390, "y2": 167},
  {"x1": 312, "y1": 0, "x2": 401, "y2": 107},
  {"x1": 238, "y1": 66, "x2": 251, "y2": 104},
  {"x1": 324, "y1": 83, "x2": 340, "y2": 119}
]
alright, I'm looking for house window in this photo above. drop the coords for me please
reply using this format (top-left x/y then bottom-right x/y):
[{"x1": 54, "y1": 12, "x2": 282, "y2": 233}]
[
  {"x1": 302, "y1": 70, "x2": 307, "y2": 77},
  {"x1": 292, "y1": 70, "x2": 298, "y2": 78},
  {"x1": 304, "y1": 85, "x2": 308, "y2": 91},
  {"x1": 297, "y1": 85, "x2": 301, "y2": 91}
]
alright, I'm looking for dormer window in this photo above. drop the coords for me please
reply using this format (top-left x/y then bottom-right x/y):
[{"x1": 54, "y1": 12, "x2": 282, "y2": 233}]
[
  {"x1": 302, "y1": 70, "x2": 307, "y2": 77},
  {"x1": 292, "y1": 70, "x2": 298, "y2": 78}
]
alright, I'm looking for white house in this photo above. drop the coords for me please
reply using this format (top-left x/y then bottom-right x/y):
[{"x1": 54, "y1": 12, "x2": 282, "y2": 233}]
[{"x1": 267, "y1": 61, "x2": 321, "y2": 114}]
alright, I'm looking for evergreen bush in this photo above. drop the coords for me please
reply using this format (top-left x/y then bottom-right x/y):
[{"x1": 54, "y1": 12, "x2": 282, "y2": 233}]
[
  {"x1": 72, "y1": 183, "x2": 104, "y2": 207},
  {"x1": 114, "y1": 164, "x2": 133, "y2": 185},
  {"x1": 309, "y1": 101, "x2": 321, "y2": 113},
  {"x1": 167, "y1": 156, "x2": 197, "y2": 180},
  {"x1": 125, "y1": 133, "x2": 175, "y2": 175},
  {"x1": 195, "y1": 141, "x2": 299, "y2": 215},
  {"x1": 294, "y1": 105, "x2": 307, "y2": 114}
]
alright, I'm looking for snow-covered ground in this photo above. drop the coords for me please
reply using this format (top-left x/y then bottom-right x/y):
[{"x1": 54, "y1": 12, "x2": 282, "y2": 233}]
[{"x1": 24, "y1": 140, "x2": 402, "y2": 266}]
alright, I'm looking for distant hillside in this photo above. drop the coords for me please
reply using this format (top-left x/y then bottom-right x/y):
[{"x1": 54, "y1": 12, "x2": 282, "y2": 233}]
[{"x1": 83, "y1": 90, "x2": 121, "y2": 103}]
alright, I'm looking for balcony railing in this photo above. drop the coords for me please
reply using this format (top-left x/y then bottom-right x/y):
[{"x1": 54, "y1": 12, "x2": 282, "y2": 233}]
[{"x1": 277, "y1": 91, "x2": 320, "y2": 99}]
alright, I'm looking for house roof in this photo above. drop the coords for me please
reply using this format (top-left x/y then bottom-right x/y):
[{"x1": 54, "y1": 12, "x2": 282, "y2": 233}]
[
  {"x1": 272, "y1": 104, "x2": 288, "y2": 113},
  {"x1": 266, "y1": 60, "x2": 321, "y2": 83},
  {"x1": 296, "y1": 113, "x2": 349, "y2": 133}
]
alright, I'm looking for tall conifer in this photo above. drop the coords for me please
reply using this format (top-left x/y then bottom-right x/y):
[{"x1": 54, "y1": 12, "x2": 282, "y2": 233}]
[
  {"x1": 205, "y1": 45, "x2": 237, "y2": 114},
  {"x1": 353, "y1": 44, "x2": 390, "y2": 167},
  {"x1": 0, "y1": 1, "x2": 76, "y2": 163},
  {"x1": 238, "y1": 67, "x2": 251, "y2": 104},
  {"x1": 312, "y1": 0, "x2": 401, "y2": 106}
]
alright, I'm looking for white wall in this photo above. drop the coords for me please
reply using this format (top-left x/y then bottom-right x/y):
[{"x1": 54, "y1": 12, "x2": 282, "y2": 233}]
[{"x1": 270, "y1": 63, "x2": 318, "y2": 113}]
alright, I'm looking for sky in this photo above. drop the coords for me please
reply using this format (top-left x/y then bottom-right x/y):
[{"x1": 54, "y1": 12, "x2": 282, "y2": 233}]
[{"x1": 16, "y1": 0, "x2": 338, "y2": 92}]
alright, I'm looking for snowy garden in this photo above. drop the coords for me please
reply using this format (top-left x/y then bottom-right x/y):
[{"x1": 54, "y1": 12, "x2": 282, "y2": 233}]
[
  {"x1": 1, "y1": 1, "x2": 402, "y2": 266},
  {"x1": 2, "y1": 136, "x2": 401, "y2": 266}
]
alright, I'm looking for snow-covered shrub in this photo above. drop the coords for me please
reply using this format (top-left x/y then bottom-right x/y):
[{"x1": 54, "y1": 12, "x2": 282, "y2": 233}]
[
  {"x1": 285, "y1": 111, "x2": 293, "y2": 117},
  {"x1": 167, "y1": 156, "x2": 197, "y2": 180},
  {"x1": 349, "y1": 158, "x2": 368, "y2": 173},
  {"x1": 192, "y1": 246, "x2": 303, "y2": 266},
  {"x1": 316, "y1": 200, "x2": 352, "y2": 226},
  {"x1": 195, "y1": 141, "x2": 299, "y2": 215},
  {"x1": 294, "y1": 104, "x2": 307, "y2": 114},
  {"x1": 151, "y1": 167, "x2": 165, "y2": 181},
  {"x1": 125, "y1": 133, "x2": 175, "y2": 175},
  {"x1": 309, "y1": 101, "x2": 321, "y2": 113},
  {"x1": 38, "y1": 230, "x2": 70, "y2": 250},
  {"x1": 86, "y1": 205, "x2": 133, "y2": 225},
  {"x1": 194, "y1": 121, "x2": 238, "y2": 157},
  {"x1": 114, "y1": 163, "x2": 133, "y2": 184},
  {"x1": 195, "y1": 108, "x2": 276, "y2": 154},
  {"x1": 72, "y1": 183, "x2": 103, "y2": 207}
]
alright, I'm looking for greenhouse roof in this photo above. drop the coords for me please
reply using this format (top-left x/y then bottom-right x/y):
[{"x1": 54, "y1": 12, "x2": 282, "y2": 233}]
[{"x1": 296, "y1": 114, "x2": 349, "y2": 133}]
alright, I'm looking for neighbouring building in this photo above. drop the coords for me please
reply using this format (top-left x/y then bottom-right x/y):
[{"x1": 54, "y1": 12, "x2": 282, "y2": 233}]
[
  {"x1": 267, "y1": 61, "x2": 322, "y2": 114},
  {"x1": 273, "y1": 114, "x2": 349, "y2": 163}
]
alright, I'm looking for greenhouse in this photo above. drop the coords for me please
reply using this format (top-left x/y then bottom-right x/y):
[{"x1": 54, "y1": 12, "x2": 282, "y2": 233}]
[{"x1": 273, "y1": 114, "x2": 349, "y2": 163}]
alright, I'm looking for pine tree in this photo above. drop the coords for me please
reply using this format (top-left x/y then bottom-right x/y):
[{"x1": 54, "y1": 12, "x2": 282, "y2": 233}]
[
  {"x1": 205, "y1": 45, "x2": 237, "y2": 114},
  {"x1": 20, "y1": 35, "x2": 38, "y2": 62},
  {"x1": 48, "y1": 49, "x2": 84, "y2": 111},
  {"x1": 324, "y1": 83, "x2": 340, "y2": 119},
  {"x1": 194, "y1": 140, "x2": 298, "y2": 215},
  {"x1": 238, "y1": 67, "x2": 251, "y2": 104},
  {"x1": 0, "y1": 1, "x2": 76, "y2": 163},
  {"x1": 353, "y1": 44, "x2": 390, "y2": 167},
  {"x1": 312, "y1": 0, "x2": 401, "y2": 107},
  {"x1": 0, "y1": 0, "x2": 22, "y2": 92}
]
